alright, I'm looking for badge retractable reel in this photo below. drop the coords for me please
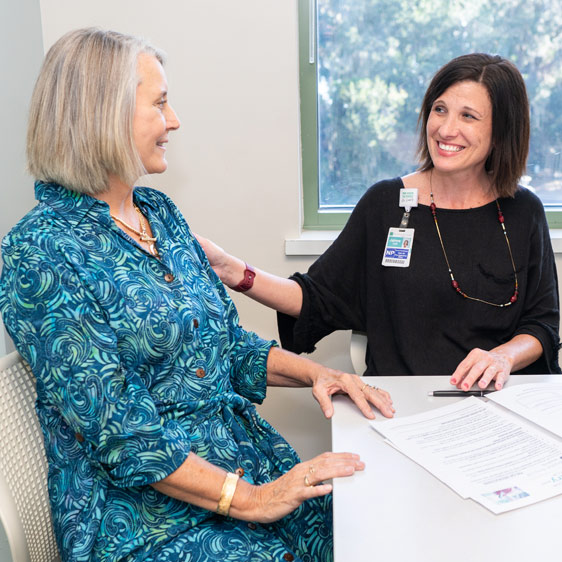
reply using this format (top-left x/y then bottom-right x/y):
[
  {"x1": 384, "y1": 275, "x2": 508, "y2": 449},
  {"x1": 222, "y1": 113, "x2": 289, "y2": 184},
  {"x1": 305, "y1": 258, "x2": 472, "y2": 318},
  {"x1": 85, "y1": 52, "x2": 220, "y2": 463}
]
[{"x1": 381, "y1": 189, "x2": 418, "y2": 268}]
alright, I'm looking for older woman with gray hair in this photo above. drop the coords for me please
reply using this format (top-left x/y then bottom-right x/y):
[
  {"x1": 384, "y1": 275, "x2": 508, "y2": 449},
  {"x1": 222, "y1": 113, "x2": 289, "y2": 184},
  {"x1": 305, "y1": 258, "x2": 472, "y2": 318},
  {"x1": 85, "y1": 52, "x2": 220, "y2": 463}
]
[{"x1": 0, "y1": 28, "x2": 394, "y2": 562}]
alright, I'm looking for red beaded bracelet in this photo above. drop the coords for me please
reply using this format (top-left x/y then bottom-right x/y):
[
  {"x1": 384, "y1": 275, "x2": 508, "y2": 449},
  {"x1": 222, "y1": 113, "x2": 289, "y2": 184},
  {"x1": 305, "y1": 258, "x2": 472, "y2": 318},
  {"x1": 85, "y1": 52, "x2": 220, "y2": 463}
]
[{"x1": 232, "y1": 263, "x2": 256, "y2": 292}]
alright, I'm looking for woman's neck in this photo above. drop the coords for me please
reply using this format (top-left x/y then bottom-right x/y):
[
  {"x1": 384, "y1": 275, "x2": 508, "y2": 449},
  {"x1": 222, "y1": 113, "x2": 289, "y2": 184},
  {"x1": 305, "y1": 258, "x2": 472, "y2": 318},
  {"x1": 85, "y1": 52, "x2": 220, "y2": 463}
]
[
  {"x1": 403, "y1": 168, "x2": 496, "y2": 209},
  {"x1": 96, "y1": 174, "x2": 136, "y2": 219}
]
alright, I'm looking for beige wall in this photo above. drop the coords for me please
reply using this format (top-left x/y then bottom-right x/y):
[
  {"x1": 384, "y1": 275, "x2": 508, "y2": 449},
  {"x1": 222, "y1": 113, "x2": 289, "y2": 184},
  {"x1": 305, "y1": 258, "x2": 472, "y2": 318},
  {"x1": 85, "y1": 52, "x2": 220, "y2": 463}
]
[
  {"x1": 0, "y1": 0, "x2": 43, "y2": 357},
  {"x1": 4, "y1": 0, "x2": 561, "y2": 461}
]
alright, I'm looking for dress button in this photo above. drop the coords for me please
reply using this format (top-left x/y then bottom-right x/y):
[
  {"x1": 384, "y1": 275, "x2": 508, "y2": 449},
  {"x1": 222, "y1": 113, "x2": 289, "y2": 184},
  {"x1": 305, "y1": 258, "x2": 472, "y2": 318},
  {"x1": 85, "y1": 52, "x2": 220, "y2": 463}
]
[
  {"x1": 235, "y1": 467, "x2": 245, "y2": 477},
  {"x1": 247, "y1": 522, "x2": 257, "y2": 530},
  {"x1": 193, "y1": 318, "x2": 199, "y2": 328},
  {"x1": 75, "y1": 433, "x2": 85, "y2": 443},
  {"x1": 164, "y1": 273, "x2": 175, "y2": 283},
  {"x1": 195, "y1": 368, "x2": 206, "y2": 378},
  {"x1": 283, "y1": 553, "x2": 295, "y2": 562}
]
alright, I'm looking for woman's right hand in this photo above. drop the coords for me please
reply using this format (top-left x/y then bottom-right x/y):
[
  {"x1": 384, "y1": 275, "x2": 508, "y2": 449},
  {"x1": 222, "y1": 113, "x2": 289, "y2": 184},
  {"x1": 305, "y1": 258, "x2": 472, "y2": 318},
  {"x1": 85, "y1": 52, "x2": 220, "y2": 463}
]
[
  {"x1": 194, "y1": 233, "x2": 304, "y2": 316},
  {"x1": 153, "y1": 451, "x2": 361, "y2": 524},
  {"x1": 230, "y1": 452, "x2": 365, "y2": 523},
  {"x1": 195, "y1": 233, "x2": 244, "y2": 286}
]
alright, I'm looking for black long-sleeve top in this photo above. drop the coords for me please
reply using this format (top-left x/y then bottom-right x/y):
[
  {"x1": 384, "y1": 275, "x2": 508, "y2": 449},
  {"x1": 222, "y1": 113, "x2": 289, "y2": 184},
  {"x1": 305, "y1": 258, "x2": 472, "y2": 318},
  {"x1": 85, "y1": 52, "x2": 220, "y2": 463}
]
[{"x1": 278, "y1": 178, "x2": 561, "y2": 375}]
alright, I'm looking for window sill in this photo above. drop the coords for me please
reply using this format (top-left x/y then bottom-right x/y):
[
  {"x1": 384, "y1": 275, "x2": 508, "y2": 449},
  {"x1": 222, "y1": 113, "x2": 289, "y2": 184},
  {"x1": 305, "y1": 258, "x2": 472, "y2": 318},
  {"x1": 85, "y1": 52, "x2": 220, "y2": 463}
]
[
  {"x1": 549, "y1": 229, "x2": 562, "y2": 253},
  {"x1": 285, "y1": 231, "x2": 339, "y2": 256},
  {"x1": 286, "y1": 229, "x2": 562, "y2": 256}
]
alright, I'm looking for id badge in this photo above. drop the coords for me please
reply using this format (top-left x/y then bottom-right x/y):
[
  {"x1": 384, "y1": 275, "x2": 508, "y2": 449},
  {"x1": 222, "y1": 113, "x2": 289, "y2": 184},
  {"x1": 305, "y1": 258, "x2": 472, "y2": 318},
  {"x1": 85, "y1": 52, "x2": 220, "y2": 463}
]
[{"x1": 382, "y1": 227, "x2": 414, "y2": 267}]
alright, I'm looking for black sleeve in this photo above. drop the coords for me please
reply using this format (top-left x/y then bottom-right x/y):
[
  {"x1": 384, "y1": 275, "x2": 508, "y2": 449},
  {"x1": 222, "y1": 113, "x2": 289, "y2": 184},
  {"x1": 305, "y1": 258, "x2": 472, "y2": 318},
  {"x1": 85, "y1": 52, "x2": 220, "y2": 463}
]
[
  {"x1": 278, "y1": 181, "x2": 392, "y2": 353},
  {"x1": 514, "y1": 200, "x2": 561, "y2": 373}
]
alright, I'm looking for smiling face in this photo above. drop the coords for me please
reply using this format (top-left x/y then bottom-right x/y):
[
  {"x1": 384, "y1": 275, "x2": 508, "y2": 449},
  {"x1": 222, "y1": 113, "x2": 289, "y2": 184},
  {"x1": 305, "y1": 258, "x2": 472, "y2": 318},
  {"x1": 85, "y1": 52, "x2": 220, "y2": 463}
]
[
  {"x1": 426, "y1": 80, "x2": 493, "y2": 177},
  {"x1": 133, "y1": 54, "x2": 180, "y2": 175}
]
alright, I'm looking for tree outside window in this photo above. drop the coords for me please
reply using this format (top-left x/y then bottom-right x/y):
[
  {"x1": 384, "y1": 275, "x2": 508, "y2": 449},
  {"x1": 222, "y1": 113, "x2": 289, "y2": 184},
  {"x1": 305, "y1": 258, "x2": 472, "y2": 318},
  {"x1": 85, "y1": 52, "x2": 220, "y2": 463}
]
[{"x1": 315, "y1": 0, "x2": 562, "y2": 210}]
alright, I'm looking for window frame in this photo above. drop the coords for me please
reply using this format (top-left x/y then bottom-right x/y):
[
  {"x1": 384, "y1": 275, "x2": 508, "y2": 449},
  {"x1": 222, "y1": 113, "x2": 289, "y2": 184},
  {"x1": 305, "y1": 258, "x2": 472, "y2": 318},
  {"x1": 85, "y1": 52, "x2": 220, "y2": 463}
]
[
  {"x1": 299, "y1": 0, "x2": 351, "y2": 230},
  {"x1": 298, "y1": 0, "x2": 562, "y2": 231}
]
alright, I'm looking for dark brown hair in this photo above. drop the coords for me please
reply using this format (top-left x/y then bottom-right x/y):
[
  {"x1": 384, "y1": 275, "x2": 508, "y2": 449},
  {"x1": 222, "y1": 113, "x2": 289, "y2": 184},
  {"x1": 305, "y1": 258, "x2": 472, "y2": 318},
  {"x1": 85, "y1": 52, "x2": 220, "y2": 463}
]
[{"x1": 417, "y1": 53, "x2": 529, "y2": 198}]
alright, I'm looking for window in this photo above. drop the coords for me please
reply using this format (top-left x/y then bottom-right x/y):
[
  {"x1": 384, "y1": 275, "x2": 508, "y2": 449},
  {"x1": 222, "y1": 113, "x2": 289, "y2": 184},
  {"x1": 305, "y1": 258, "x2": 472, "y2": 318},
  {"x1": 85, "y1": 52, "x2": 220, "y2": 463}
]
[{"x1": 299, "y1": 0, "x2": 562, "y2": 229}]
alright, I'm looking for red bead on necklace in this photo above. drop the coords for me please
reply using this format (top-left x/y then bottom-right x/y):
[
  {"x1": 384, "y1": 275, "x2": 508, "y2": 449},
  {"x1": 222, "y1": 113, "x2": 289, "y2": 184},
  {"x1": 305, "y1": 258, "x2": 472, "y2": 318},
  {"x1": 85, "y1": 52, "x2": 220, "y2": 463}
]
[{"x1": 430, "y1": 192, "x2": 519, "y2": 308}]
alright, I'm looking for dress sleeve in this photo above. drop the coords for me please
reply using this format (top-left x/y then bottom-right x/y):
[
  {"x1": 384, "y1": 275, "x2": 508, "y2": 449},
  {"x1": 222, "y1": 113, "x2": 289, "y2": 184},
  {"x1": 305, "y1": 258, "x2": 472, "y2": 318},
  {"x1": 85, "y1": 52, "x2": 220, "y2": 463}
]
[
  {"x1": 189, "y1": 231, "x2": 277, "y2": 403},
  {"x1": 513, "y1": 205, "x2": 561, "y2": 373},
  {"x1": 150, "y1": 190, "x2": 278, "y2": 403},
  {"x1": 0, "y1": 236, "x2": 192, "y2": 488},
  {"x1": 277, "y1": 189, "x2": 372, "y2": 354}
]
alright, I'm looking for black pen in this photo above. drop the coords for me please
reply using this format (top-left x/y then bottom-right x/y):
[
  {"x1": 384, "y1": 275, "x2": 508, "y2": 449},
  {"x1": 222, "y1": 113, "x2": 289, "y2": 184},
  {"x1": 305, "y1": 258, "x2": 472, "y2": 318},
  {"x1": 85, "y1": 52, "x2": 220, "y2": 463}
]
[{"x1": 428, "y1": 390, "x2": 494, "y2": 397}]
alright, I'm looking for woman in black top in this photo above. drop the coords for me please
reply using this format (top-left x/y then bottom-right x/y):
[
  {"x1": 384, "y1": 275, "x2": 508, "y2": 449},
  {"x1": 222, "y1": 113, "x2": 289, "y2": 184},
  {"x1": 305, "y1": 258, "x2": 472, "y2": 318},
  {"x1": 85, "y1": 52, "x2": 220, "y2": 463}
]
[{"x1": 199, "y1": 53, "x2": 561, "y2": 389}]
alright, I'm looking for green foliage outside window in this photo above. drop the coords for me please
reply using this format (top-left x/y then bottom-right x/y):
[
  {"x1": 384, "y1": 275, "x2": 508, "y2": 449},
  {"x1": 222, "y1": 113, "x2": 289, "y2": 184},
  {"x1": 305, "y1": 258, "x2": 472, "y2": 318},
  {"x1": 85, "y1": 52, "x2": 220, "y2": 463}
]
[{"x1": 301, "y1": 0, "x2": 562, "y2": 227}]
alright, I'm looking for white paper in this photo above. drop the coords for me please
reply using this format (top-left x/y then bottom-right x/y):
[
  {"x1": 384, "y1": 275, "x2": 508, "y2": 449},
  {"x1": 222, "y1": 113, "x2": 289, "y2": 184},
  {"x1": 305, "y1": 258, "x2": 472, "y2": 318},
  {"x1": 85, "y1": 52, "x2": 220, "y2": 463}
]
[
  {"x1": 370, "y1": 397, "x2": 562, "y2": 513},
  {"x1": 486, "y1": 382, "x2": 562, "y2": 439}
]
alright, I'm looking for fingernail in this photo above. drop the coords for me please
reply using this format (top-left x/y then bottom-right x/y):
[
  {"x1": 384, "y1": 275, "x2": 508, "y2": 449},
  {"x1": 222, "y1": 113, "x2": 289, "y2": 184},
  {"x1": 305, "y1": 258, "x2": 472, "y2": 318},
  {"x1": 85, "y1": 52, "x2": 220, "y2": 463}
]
[{"x1": 451, "y1": 379, "x2": 457, "y2": 384}]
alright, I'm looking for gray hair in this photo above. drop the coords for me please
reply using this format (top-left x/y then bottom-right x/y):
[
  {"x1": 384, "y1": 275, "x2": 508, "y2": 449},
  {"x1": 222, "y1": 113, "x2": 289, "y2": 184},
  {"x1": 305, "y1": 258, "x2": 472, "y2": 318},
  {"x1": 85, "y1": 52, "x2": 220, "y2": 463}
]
[{"x1": 27, "y1": 27, "x2": 166, "y2": 195}]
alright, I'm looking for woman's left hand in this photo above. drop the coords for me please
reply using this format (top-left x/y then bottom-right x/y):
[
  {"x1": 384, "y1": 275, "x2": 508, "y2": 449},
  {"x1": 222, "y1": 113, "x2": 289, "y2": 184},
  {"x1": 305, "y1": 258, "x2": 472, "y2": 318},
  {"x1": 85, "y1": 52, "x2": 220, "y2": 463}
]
[
  {"x1": 266, "y1": 347, "x2": 394, "y2": 419},
  {"x1": 450, "y1": 348, "x2": 513, "y2": 391},
  {"x1": 312, "y1": 369, "x2": 395, "y2": 419}
]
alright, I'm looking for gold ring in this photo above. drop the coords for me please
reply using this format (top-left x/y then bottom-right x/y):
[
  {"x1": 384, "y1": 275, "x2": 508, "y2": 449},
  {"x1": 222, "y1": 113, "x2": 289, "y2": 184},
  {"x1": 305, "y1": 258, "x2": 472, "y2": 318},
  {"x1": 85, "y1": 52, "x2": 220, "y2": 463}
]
[
  {"x1": 304, "y1": 474, "x2": 312, "y2": 487},
  {"x1": 360, "y1": 383, "x2": 368, "y2": 392}
]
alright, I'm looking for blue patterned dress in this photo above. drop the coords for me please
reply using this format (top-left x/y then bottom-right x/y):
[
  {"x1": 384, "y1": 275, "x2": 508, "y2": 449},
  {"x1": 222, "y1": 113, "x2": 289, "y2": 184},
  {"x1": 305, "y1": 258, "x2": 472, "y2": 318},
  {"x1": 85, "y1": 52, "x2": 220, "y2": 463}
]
[{"x1": 0, "y1": 182, "x2": 333, "y2": 562}]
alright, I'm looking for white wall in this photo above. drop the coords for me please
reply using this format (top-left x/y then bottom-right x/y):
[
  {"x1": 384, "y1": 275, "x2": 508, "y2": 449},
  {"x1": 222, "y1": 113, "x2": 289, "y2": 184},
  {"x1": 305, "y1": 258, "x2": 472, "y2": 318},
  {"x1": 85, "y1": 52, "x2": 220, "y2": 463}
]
[
  {"x1": 0, "y1": 0, "x2": 44, "y2": 557},
  {"x1": 0, "y1": 0, "x2": 44, "y2": 356}
]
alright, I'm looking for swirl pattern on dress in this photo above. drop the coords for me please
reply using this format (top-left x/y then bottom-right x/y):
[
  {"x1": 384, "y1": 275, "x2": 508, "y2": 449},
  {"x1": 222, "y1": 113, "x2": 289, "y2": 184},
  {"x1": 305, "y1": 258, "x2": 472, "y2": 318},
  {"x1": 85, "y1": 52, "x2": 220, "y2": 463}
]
[{"x1": 0, "y1": 182, "x2": 333, "y2": 562}]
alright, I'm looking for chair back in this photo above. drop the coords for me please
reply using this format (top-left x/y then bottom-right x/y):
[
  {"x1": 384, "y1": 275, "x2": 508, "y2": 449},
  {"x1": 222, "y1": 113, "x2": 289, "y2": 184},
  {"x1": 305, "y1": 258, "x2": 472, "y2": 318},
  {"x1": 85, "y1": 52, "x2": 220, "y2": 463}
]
[
  {"x1": 350, "y1": 331, "x2": 368, "y2": 375},
  {"x1": 0, "y1": 351, "x2": 60, "y2": 562}
]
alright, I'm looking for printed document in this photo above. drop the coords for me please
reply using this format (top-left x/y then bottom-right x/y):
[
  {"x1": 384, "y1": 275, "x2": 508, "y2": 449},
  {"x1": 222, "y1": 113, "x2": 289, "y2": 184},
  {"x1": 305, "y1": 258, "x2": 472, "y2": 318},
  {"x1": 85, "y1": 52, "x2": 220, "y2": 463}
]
[
  {"x1": 486, "y1": 382, "x2": 562, "y2": 439},
  {"x1": 370, "y1": 383, "x2": 562, "y2": 514}
]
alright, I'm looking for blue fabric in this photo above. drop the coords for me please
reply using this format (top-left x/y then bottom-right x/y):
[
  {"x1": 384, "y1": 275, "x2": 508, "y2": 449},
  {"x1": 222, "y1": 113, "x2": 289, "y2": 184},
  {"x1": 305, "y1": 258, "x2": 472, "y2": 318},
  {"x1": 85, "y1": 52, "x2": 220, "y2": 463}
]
[{"x1": 0, "y1": 182, "x2": 333, "y2": 562}]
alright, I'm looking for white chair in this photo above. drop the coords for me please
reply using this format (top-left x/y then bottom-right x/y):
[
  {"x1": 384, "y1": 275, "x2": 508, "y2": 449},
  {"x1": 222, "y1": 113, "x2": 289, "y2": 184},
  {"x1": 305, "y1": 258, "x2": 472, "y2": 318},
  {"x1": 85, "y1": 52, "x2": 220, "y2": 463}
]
[
  {"x1": 0, "y1": 351, "x2": 60, "y2": 562},
  {"x1": 350, "y1": 331, "x2": 368, "y2": 375}
]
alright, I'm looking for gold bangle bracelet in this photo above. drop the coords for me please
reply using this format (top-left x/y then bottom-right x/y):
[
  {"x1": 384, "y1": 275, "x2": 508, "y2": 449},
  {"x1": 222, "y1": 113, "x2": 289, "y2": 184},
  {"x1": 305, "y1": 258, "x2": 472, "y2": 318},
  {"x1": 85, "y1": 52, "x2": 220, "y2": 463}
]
[{"x1": 216, "y1": 472, "x2": 240, "y2": 516}]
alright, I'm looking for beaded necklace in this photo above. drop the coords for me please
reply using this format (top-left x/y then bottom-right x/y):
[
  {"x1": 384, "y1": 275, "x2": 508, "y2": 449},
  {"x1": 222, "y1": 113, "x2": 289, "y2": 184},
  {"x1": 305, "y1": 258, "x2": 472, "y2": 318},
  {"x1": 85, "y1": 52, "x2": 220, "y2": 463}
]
[
  {"x1": 111, "y1": 205, "x2": 160, "y2": 258},
  {"x1": 429, "y1": 190, "x2": 518, "y2": 308}
]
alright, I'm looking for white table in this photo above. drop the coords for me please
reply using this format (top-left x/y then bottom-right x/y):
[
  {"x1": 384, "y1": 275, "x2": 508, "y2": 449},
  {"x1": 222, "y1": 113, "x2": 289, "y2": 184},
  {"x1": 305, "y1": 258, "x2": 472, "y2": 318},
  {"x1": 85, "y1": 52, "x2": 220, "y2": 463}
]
[{"x1": 331, "y1": 375, "x2": 562, "y2": 562}]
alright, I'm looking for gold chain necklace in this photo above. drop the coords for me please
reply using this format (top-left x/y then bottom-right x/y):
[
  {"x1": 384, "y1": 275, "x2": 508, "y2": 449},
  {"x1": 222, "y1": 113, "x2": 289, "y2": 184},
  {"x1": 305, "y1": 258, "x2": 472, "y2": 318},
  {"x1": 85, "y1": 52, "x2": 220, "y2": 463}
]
[
  {"x1": 429, "y1": 190, "x2": 518, "y2": 308},
  {"x1": 111, "y1": 205, "x2": 160, "y2": 258}
]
